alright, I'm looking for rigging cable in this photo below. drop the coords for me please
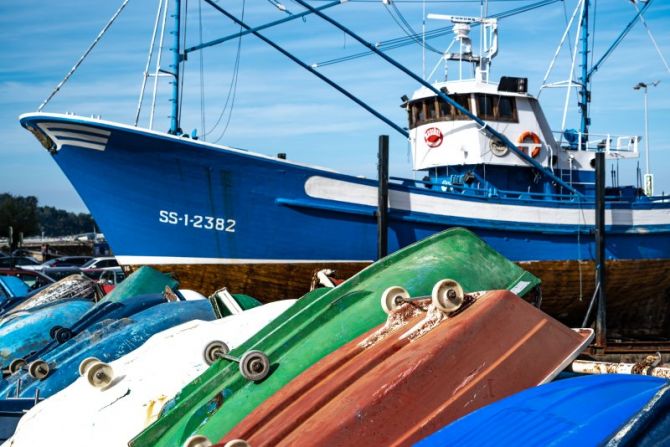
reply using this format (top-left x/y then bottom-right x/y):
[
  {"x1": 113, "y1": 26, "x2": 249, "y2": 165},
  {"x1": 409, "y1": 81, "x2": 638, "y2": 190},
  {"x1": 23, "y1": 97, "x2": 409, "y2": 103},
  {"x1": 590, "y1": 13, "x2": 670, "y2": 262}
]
[
  {"x1": 38, "y1": 0, "x2": 131, "y2": 111},
  {"x1": 630, "y1": 0, "x2": 670, "y2": 75},
  {"x1": 313, "y1": 0, "x2": 559, "y2": 67},
  {"x1": 135, "y1": 0, "x2": 165, "y2": 126},
  {"x1": 212, "y1": 0, "x2": 246, "y2": 143},
  {"x1": 198, "y1": 0, "x2": 206, "y2": 139},
  {"x1": 205, "y1": 3, "x2": 244, "y2": 137},
  {"x1": 384, "y1": 1, "x2": 442, "y2": 55}
]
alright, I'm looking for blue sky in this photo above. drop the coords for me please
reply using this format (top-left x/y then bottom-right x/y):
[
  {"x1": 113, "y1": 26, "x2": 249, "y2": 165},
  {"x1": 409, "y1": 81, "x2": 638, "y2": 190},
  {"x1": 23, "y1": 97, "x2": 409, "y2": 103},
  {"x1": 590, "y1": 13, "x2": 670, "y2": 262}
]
[{"x1": 1, "y1": 0, "x2": 669, "y2": 212}]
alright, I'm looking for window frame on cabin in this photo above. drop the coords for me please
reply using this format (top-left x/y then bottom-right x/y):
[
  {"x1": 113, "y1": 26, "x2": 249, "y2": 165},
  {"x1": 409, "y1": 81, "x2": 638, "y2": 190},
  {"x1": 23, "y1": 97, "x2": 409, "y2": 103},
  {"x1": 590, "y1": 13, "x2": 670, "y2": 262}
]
[
  {"x1": 474, "y1": 93, "x2": 519, "y2": 123},
  {"x1": 407, "y1": 93, "x2": 473, "y2": 129}
]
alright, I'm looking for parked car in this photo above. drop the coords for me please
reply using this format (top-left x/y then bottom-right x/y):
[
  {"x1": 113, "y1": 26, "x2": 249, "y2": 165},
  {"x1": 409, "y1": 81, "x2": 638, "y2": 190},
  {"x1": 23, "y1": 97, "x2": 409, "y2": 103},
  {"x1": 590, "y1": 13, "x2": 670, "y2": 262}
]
[
  {"x1": 80, "y1": 257, "x2": 120, "y2": 280},
  {"x1": 0, "y1": 257, "x2": 40, "y2": 268},
  {"x1": 97, "y1": 267, "x2": 126, "y2": 294},
  {"x1": 11, "y1": 249, "x2": 37, "y2": 258},
  {"x1": 43, "y1": 257, "x2": 119, "y2": 281},
  {"x1": 0, "y1": 268, "x2": 55, "y2": 291},
  {"x1": 22, "y1": 256, "x2": 93, "y2": 272}
]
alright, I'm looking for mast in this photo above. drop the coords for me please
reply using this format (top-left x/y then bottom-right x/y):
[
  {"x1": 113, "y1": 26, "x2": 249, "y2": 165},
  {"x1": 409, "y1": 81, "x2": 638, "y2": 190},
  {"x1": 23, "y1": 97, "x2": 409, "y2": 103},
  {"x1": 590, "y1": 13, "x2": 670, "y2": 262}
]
[
  {"x1": 579, "y1": 0, "x2": 590, "y2": 138},
  {"x1": 169, "y1": 0, "x2": 182, "y2": 134}
]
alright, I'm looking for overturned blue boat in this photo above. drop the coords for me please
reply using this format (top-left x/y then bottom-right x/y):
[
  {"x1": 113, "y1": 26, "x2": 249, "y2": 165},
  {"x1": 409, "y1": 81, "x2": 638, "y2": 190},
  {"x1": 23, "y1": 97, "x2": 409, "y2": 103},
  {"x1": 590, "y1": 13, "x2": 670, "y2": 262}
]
[{"x1": 415, "y1": 374, "x2": 670, "y2": 447}]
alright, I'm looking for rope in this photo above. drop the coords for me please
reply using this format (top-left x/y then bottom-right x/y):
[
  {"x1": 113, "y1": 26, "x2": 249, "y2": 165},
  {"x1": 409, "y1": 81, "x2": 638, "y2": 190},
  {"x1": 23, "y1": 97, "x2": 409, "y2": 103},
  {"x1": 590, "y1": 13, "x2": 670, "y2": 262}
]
[
  {"x1": 38, "y1": 0, "x2": 131, "y2": 112},
  {"x1": 212, "y1": 0, "x2": 245, "y2": 143}
]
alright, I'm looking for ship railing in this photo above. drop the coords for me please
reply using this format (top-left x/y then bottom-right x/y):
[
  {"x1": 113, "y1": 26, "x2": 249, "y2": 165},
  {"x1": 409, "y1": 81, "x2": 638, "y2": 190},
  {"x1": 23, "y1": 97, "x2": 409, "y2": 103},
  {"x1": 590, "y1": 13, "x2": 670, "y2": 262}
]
[
  {"x1": 391, "y1": 176, "x2": 577, "y2": 202},
  {"x1": 391, "y1": 176, "x2": 646, "y2": 204},
  {"x1": 552, "y1": 131, "x2": 640, "y2": 159}
]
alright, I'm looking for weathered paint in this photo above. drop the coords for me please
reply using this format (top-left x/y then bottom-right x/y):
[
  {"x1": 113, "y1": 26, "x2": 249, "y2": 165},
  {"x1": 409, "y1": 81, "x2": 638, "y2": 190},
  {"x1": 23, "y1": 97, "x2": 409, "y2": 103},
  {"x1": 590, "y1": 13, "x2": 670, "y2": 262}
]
[
  {"x1": 19, "y1": 294, "x2": 168, "y2": 366},
  {"x1": 4, "y1": 301, "x2": 294, "y2": 447},
  {"x1": 131, "y1": 228, "x2": 540, "y2": 447},
  {"x1": 217, "y1": 290, "x2": 592, "y2": 446},
  {"x1": 0, "y1": 299, "x2": 216, "y2": 400},
  {"x1": 0, "y1": 299, "x2": 94, "y2": 369},
  {"x1": 3, "y1": 274, "x2": 96, "y2": 315}
]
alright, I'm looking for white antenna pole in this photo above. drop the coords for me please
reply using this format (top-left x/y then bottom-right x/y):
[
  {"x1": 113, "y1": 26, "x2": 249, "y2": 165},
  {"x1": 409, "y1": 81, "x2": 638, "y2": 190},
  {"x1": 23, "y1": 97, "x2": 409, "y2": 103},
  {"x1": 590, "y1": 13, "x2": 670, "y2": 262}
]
[
  {"x1": 149, "y1": 0, "x2": 170, "y2": 130},
  {"x1": 540, "y1": 0, "x2": 582, "y2": 96},
  {"x1": 560, "y1": 0, "x2": 585, "y2": 133},
  {"x1": 135, "y1": 0, "x2": 165, "y2": 126}
]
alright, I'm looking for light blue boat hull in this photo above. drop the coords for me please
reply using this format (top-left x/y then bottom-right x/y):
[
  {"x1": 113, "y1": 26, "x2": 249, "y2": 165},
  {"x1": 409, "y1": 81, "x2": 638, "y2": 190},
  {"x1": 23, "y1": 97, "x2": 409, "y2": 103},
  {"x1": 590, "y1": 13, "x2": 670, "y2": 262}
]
[
  {"x1": 0, "y1": 299, "x2": 94, "y2": 369},
  {"x1": 0, "y1": 299, "x2": 216, "y2": 399}
]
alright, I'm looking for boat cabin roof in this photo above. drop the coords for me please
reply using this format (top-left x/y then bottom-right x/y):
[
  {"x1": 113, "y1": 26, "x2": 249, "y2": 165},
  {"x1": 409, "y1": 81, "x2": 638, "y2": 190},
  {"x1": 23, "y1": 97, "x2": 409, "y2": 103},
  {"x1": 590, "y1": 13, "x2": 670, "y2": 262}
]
[{"x1": 410, "y1": 78, "x2": 531, "y2": 102}]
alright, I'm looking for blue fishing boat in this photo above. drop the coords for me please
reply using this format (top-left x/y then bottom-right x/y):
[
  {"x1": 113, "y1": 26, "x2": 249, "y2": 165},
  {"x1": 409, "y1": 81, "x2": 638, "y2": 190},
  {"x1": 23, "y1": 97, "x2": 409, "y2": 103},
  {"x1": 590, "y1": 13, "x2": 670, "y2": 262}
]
[
  {"x1": 415, "y1": 374, "x2": 670, "y2": 446},
  {"x1": 19, "y1": 0, "x2": 670, "y2": 337}
]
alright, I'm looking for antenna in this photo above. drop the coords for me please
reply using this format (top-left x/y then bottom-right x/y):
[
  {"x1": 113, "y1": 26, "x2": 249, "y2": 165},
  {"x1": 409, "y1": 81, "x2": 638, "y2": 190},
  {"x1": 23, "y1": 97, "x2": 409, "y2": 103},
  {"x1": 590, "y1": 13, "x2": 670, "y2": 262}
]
[{"x1": 427, "y1": 14, "x2": 497, "y2": 81}]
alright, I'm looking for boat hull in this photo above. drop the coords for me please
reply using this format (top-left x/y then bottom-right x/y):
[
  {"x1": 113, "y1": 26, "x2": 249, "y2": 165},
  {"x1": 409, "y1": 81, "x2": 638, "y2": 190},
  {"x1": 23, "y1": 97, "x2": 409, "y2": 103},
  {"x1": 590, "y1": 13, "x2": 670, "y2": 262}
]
[
  {"x1": 0, "y1": 299, "x2": 216, "y2": 400},
  {"x1": 4, "y1": 301, "x2": 295, "y2": 447},
  {"x1": 129, "y1": 227, "x2": 540, "y2": 447},
  {"x1": 415, "y1": 374, "x2": 670, "y2": 447},
  {"x1": 138, "y1": 258, "x2": 670, "y2": 339},
  {"x1": 217, "y1": 290, "x2": 593, "y2": 447},
  {"x1": 19, "y1": 113, "x2": 670, "y2": 338}
]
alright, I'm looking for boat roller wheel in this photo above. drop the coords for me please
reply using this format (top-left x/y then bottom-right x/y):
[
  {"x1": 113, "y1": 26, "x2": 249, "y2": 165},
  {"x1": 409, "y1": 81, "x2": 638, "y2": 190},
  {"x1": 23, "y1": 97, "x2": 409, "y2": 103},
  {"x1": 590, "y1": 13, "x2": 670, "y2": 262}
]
[
  {"x1": 239, "y1": 350, "x2": 271, "y2": 381},
  {"x1": 224, "y1": 440, "x2": 251, "y2": 447},
  {"x1": 86, "y1": 362, "x2": 114, "y2": 389},
  {"x1": 380, "y1": 286, "x2": 410, "y2": 314},
  {"x1": 49, "y1": 325, "x2": 63, "y2": 339},
  {"x1": 8, "y1": 358, "x2": 26, "y2": 375},
  {"x1": 431, "y1": 279, "x2": 464, "y2": 313},
  {"x1": 79, "y1": 357, "x2": 101, "y2": 377},
  {"x1": 54, "y1": 327, "x2": 73, "y2": 344},
  {"x1": 203, "y1": 340, "x2": 230, "y2": 366},
  {"x1": 182, "y1": 434, "x2": 213, "y2": 447},
  {"x1": 28, "y1": 360, "x2": 50, "y2": 380}
]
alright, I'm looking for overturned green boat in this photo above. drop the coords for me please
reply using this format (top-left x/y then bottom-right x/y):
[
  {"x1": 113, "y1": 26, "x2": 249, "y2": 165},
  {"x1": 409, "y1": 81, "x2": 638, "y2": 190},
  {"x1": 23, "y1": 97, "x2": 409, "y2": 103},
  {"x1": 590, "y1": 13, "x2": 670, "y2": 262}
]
[{"x1": 131, "y1": 228, "x2": 540, "y2": 447}]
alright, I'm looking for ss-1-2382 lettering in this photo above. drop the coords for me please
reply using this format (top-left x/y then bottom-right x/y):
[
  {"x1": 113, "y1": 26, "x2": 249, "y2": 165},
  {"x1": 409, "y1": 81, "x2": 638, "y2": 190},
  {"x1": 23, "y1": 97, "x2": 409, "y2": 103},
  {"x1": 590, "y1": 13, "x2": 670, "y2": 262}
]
[{"x1": 159, "y1": 210, "x2": 236, "y2": 232}]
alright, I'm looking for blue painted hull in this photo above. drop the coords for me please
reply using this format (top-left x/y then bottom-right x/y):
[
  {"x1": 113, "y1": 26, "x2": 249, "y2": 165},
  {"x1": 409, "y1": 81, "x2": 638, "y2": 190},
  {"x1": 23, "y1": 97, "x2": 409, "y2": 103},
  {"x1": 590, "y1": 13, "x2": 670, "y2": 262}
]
[
  {"x1": 19, "y1": 114, "x2": 670, "y2": 265},
  {"x1": 0, "y1": 299, "x2": 94, "y2": 369},
  {"x1": 0, "y1": 299, "x2": 216, "y2": 399},
  {"x1": 20, "y1": 294, "x2": 167, "y2": 364},
  {"x1": 0, "y1": 399, "x2": 35, "y2": 442},
  {"x1": 415, "y1": 374, "x2": 670, "y2": 447}
]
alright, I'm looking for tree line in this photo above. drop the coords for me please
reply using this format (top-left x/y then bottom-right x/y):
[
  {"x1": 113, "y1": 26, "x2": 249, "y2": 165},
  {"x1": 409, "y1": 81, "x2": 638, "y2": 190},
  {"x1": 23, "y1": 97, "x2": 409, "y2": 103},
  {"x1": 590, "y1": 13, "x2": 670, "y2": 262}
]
[{"x1": 0, "y1": 193, "x2": 97, "y2": 241}]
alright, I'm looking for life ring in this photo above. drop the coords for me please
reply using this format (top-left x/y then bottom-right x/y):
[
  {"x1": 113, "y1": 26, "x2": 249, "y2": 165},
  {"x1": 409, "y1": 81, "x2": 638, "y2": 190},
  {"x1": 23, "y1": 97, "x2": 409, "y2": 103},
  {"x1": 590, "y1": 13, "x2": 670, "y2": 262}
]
[{"x1": 517, "y1": 131, "x2": 542, "y2": 158}]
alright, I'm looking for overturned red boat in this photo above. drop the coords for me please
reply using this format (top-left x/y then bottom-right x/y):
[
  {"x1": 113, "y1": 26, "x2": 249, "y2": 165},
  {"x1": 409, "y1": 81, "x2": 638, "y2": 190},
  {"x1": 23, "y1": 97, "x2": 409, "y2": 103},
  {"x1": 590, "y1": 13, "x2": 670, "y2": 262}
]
[{"x1": 217, "y1": 287, "x2": 593, "y2": 447}]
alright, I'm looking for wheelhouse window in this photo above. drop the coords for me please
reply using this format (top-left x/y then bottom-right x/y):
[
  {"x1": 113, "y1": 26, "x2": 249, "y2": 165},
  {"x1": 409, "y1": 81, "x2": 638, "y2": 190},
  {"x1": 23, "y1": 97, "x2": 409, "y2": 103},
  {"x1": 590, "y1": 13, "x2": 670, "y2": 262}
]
[
  {"x1": 408, "y1": 94, "x2": 472, "y2": 129},
  {"x1": 474, "y1": 94, "x2": 518, "y2": 122}
]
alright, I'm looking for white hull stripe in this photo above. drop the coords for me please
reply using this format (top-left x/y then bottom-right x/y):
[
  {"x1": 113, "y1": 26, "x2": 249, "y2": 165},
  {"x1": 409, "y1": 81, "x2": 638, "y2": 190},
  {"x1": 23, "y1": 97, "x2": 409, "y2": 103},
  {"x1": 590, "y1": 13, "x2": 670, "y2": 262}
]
[
  {"x1": 115, "y1": 256, "x2": 372, "y2": 265},
  {"x1": 304, "y1": 176, "x2": 670, "y2": 227},
  {"x1": 37, "y1": 122, "x2": 109, "y2": 152},
  {"x1": 39, "y1": 122, "x2": 111, "y2": 136},
  {"x1": 49, "y1": 131, "x2": 109, "y2": 144}
]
